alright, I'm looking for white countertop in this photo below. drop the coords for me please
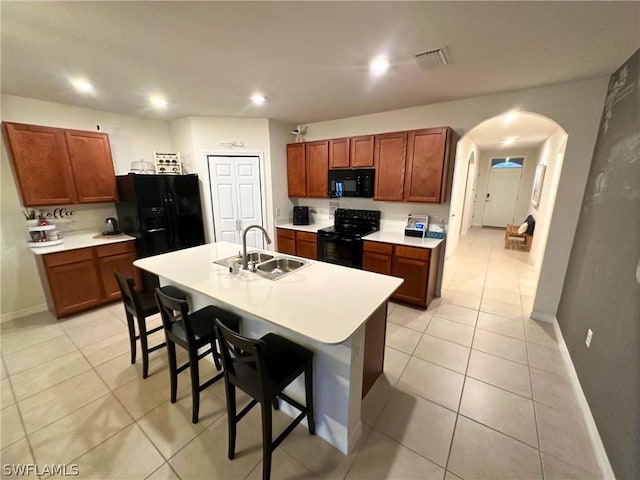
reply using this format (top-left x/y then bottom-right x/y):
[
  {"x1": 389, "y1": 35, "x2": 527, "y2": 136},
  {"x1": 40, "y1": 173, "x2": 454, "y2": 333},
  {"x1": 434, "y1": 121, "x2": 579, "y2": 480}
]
[
  {"x1": 276, "y1": 222, "x2": 331, "y2": 233},
  {"x1": 363, "y1": 230, "x2": 444, "y2": 249},
  {"x1": 30, "y1": 230, "x2": 136, "y2": 255},
  {"x1": 134, "y1": 241, "x2": 403, "y2": 344}
]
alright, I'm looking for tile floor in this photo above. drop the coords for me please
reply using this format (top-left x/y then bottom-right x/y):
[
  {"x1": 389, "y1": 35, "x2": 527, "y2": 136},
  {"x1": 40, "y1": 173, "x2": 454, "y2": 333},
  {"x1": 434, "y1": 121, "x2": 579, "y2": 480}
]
[{"x1": 0, "y1": 228, "x2": 601, "y2": 479}]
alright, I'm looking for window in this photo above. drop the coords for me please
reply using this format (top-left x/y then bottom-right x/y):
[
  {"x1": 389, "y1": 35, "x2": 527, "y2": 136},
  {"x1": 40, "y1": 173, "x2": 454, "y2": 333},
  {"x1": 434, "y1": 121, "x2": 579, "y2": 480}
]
[{"x1": 491, "y1": 157, "x2": 524, "y2": 169}]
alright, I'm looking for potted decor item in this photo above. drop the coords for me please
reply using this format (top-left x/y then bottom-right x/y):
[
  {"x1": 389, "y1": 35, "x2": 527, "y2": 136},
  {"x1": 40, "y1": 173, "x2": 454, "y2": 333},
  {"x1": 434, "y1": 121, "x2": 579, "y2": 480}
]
[{"x1": 23, "y1": 209, "x2": 38, "y2": 226}]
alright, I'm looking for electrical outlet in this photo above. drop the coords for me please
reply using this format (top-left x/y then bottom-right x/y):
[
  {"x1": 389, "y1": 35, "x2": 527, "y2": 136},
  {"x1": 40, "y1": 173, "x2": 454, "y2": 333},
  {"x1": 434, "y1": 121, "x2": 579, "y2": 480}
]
[
  {"x1": 276, "y1": 208, "x2": 281, "y2": 217},
  {"x1": 585, "y1": 329, "x2": 593, "y2": 348}
]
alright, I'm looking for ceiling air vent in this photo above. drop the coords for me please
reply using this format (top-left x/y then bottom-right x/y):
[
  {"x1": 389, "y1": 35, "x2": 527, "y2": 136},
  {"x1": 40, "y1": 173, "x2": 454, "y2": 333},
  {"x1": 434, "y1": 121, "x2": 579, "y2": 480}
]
[{"x1": 414, "y1": 48, "x2": 449, "y2": 71}]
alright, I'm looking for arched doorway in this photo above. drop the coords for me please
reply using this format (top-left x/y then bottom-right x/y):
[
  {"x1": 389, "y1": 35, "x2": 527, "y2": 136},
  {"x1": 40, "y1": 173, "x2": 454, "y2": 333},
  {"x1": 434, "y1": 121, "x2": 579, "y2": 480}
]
[{"x1": 444, "y1": 111, "x2": 568, "y2": 318}]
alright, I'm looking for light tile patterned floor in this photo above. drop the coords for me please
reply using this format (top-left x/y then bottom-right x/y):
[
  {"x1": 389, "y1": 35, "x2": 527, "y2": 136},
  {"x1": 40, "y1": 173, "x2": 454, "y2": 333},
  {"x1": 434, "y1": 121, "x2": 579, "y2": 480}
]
[{"x1": 0, "y1": 228, "x2": 602, "y2": 479}]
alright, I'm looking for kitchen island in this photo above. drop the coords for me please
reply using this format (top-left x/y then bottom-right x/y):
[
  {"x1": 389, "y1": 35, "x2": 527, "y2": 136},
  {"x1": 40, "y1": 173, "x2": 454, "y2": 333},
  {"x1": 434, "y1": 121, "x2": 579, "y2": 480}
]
[{"x1": 134, "y1": 241, "x2": 402, "y2": 454}]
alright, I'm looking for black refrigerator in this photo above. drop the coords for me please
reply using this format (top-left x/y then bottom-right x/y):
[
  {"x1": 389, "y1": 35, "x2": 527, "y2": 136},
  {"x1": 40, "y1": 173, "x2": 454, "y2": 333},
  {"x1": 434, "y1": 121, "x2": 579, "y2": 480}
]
[{"x1": 116, "y1": 174, "x2": 206, "y2": 289}]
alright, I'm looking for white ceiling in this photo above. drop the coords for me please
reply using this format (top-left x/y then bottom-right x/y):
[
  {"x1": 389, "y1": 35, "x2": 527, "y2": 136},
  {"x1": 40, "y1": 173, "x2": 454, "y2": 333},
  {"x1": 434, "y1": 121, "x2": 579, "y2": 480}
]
[
  {"x1": 467, "y1": 112, "x2": 560, "y2": 150},
  {"x1": 2, "y1": 2, "x2": 639, "y2": 124}
]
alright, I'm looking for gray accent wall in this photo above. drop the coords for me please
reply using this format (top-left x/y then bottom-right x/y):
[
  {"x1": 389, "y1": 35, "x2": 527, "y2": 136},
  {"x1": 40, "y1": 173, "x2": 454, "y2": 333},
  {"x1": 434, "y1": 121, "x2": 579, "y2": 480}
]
[{"x1": 557, "y1": 49, "x2": 639, "y2": 479}]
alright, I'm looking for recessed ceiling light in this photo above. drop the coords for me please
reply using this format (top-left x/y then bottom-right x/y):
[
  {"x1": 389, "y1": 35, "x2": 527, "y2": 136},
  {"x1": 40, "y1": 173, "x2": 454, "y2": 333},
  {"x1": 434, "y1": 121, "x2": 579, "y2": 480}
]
[
  {"x1": 149, "y1": 96, "x2": 168, "y2": 109},
  {"x1": 503, "y1": 136, "x2": 516, "y2": 146},
  {"x1": 251, "y1": 93, "x2": 266, "y2": 105},
  {"x1": 71, "y1": 79, "x2": 93, "y2": 93},
  {"x1": 369, "y1": 56, "x2": 390, "y2": 76},
  {"x1": 504, "y1": 111, "x2": 519, "y2": 123}
]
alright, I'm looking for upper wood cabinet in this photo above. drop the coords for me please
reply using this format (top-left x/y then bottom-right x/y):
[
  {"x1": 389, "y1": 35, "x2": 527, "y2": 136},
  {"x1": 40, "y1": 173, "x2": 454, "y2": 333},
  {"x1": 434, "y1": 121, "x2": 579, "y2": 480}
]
[
  {"x1": 404, "y1": 127, "x2": 452, "y2": 203},
  {"x1": 329, "y1": 135, "x2": 374, "y2": 169},
  {"x1": 2, "y1": 123, "x2": 78, "y2": 206},
  {"x1": 3, "y1": 122, "x2": 117, "y2": 207},
  {"x1": 65, "y1": 129, "x2": 117, "y2": 203},
  {"x1": 350, "y1": 135, "x2": 374, "y2": 168},
  {"x1": 305, "y1": 140, "x2": 329, "y2": 198},
  {"x1": 329, "y1": 138, "x2": 350, "y2": 168},
  {"x1": 286, "y1": 143, "x2": 307, "y2": 197},
  {"x1": 286, "y1": 126, "x2": 453, "y2": 203},
  {"x1": 374, "y1": 132, "x2": 408, "y2": 201}
]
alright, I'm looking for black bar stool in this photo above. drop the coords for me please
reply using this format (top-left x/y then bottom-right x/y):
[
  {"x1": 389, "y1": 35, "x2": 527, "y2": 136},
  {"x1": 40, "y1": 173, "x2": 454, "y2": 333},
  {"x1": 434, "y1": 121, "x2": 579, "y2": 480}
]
[
  {"x1": 154, "y1": 289, "x2": 241, "y2": 424},
  {"x1": 114, "y1": 271, "x2": 187, "y2": 379},
  {"x1": 214, "y1": 319, "x2": 315, "y2": 480}
]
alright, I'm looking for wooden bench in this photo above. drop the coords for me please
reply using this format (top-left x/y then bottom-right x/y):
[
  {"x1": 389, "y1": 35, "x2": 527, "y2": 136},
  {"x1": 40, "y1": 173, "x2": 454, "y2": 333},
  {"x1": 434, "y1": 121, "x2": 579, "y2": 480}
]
[{"x1": 505, "y1": 224, "x2": 532, "y2": 251}]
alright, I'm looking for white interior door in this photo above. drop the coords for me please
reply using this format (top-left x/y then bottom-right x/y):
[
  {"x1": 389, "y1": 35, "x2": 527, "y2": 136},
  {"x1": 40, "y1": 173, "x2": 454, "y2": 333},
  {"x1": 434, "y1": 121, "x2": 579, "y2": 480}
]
[
  {"x1": 235, "y1": 157, "x2": 264, "y2": 249},
  {"x1": 208, "y1": 155, "x2": 264, "y2": 248},
  {"x1": 482, "y1": 167, "x2": 522, "y2": 227}
]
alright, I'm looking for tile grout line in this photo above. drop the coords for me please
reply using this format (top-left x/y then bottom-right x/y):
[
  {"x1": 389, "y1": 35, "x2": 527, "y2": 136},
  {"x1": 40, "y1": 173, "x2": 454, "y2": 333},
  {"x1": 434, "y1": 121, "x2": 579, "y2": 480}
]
[
  {"x1": 0, "y1": 355, "x2": 41, "y2": 477},
  {"x1": 443, "y1": 264, "x2": 485, "y2": 477},
  {"x1": 523, "y1": 317, "x2": 546, "y2": 479}
]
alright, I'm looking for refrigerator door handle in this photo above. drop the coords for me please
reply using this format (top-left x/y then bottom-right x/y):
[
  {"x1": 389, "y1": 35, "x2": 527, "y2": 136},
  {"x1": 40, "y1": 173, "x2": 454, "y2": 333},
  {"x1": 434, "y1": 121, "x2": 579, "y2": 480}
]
[{"x1": 167, "y1": 194, "x2": 178, "y2": 247}]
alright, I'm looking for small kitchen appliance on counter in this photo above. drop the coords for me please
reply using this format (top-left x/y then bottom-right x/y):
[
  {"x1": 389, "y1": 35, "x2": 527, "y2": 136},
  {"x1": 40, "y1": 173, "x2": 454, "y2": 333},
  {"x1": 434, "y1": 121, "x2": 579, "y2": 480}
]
[
  {"x1": 317, "y1": 208, "x2": 381, "y2": 269},
  {"x1": 405, "y1": 214, "x2": 429, "y2": 238},
  {"x1": 292, "y1": 206, "x2": 310, "y2": 225},
  {"x1": 103, "y1": 217, "x2": 120, "y2": 235}
]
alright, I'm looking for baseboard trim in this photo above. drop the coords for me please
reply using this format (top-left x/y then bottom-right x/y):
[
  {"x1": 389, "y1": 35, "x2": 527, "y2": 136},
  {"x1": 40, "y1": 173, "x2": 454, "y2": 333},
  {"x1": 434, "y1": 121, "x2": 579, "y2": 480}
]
[
  {"x1": 551, "y1": 317, "x2": 616, "y2": 479},
  {"x1": 0, "y1": 304, "x2": 48, "y2": 323},
  {"x1": 530, "y1": 310, "x2": 555, "y2": 323}
]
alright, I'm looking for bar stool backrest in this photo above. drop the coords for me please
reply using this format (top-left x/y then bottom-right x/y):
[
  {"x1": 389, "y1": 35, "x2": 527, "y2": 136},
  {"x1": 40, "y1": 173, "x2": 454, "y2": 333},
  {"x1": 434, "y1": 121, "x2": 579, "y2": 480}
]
[
  {"x1": 114, "y1": 271, "x2": 143, "y2": 318},
  {"x1": 215, "y1": 319, "x2": 269, "y2": 402},
  {"x1": 155, "y1": 288, "x2": 196, "y2": 346}
]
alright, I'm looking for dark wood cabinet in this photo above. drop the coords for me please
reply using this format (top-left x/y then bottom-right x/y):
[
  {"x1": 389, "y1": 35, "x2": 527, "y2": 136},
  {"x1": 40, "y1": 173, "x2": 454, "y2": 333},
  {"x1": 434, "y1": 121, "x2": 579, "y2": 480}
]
[
  {"x1": 362, "y1": 241, "x2": 393, "y2": 275},
  {"x1": 305, "y1": 141, "x2": 329, "y2": 198},
  {"x1": 404, "y1": 127, "x2": 452, "y2": 203},
  {"x1": 2, "y1": 122, "x2": 117, "y2": 207},
  {"x1": 43, "y1": 248, "x2": 103, "y2": 317},
  {"x1": 329, "y1": 135, "x2": 374, "y2": 169},
  {"x1": 276, "y1": 228, "x2": 317, "y2": 259},
  {"x1": 276, "y1": 228, "x2": 296, "y2": 255},
  {"x1": 350, "y1": 135, "x2": 375, "y2": 168},
  {"x1": 295, "y1": 231, "x2": 317, "y2": 260},
  {"x1": 287, "y1": 126, "x2": 453, "y2": 203},
  {"x1": 363, "y1": 241, "x2": 441, "y2": 309},
  {"x1": 96, "y1": 242, "x2": 140, "y2": 300},
  {"x1": 287, "y1": 143, "x2": 306, "y2": 197},
  {"x1": 39, "y1": 240, "x2": 139, "y2": 318},
  {"x1": 2, "y1": 123, "x2": 78, "y2": 206},
  {"x1": 329, "y1": 138, "x2": 350, "y2": 168},
  {"x1": 65, "y1": 129, "x2": 117, "y2": 203},
  {"x1": 374, "y1": 132, "x2": 408, "y2": 201}
]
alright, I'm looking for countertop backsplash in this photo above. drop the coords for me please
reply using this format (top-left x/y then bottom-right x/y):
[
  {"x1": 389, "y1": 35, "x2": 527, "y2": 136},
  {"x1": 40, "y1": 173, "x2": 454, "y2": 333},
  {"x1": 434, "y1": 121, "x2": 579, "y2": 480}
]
[{"x1": 32, "y1": 204, "x2": 117, "y2": 233}]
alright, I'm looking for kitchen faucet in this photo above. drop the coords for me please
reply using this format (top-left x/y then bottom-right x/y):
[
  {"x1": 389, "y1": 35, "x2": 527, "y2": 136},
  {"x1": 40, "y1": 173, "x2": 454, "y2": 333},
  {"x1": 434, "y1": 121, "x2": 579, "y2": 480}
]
[{"x1": 242, "y1": 225, "x2": 272, "y2": 270}]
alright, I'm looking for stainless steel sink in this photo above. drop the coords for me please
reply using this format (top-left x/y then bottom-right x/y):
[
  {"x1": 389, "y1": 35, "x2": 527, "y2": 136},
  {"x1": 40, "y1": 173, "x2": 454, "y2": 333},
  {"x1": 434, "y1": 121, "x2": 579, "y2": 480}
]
[
  {"x1": 213, "y1": 251, "x2": 274, "y2": 268},
  {"x1": 215, "y1": 251, "x2": 308, "y2": 280},
  {"x1": 257, "y1": 258, "x2": 304, "y2": 273}
]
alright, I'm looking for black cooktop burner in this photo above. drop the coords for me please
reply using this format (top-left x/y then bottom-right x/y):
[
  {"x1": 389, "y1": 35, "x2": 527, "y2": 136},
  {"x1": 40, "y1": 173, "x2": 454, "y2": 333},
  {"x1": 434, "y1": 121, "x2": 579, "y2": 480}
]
[{"x1": 319, "y1": 208, "x2": 381, "y2": 238}]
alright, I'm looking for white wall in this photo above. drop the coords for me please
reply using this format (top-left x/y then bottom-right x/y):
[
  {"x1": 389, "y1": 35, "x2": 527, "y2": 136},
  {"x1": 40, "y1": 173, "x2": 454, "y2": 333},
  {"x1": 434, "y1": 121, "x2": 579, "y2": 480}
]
[
  {"x1": 169, "y1": 116, "x2": 293, "y2": 247},
  {"x1": 267, "y1": 119, "x2": 296, "y2": 224},
  {"x1": 529, "y1": 128, "x2": 568, "y2": 271},
  {"x1": 472, "y1": 146, "x2": 540, "y2": 228},
  {"x1": 0, "y1": 95, "x2": 173, "y2": 320},
  {"x1": 301, "y1": 77, "x2": 608, "y2": 320},
  {"x1": 447, "y1": 135, "x2": 480, "y2": 256}
]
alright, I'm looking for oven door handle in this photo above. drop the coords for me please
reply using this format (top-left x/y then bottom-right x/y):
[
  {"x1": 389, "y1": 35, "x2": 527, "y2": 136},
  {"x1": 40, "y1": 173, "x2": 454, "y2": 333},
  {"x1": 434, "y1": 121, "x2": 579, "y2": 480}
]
[{"x1": 319, "y1": 233, "x2": 358, "y2": 242}]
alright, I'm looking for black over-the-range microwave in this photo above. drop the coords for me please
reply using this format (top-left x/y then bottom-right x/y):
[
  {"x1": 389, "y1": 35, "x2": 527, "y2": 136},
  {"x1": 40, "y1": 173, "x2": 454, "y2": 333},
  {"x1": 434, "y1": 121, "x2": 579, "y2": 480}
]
[{"x1": 328, "y1": 169, "x2": 375, "y2": 198}]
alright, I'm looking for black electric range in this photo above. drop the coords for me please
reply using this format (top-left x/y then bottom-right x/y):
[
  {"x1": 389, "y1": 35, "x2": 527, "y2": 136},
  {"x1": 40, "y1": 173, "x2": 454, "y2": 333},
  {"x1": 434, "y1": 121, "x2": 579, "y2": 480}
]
[{"x1": 317, "y1": 209, "x2": 381, "y2": 269}]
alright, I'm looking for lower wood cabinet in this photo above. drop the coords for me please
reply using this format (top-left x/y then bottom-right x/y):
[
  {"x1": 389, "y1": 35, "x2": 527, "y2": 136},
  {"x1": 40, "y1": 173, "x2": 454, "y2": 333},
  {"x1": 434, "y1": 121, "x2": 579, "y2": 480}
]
[
  {"x1": 276, "y1": 228, "x2": 296, "y2": 255},
  {"x1": 295, "y1": 231, "x2": 317, "y2": 260},
  {"x1": 276, "y1": 228, "x2": 317, "y2": 260},
  {"x1": 363, "y1": 241, "x2": 440, "y2": 308},
  {"x1": 38, "y1": 240, "x2": 140, "y2": 318}
]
